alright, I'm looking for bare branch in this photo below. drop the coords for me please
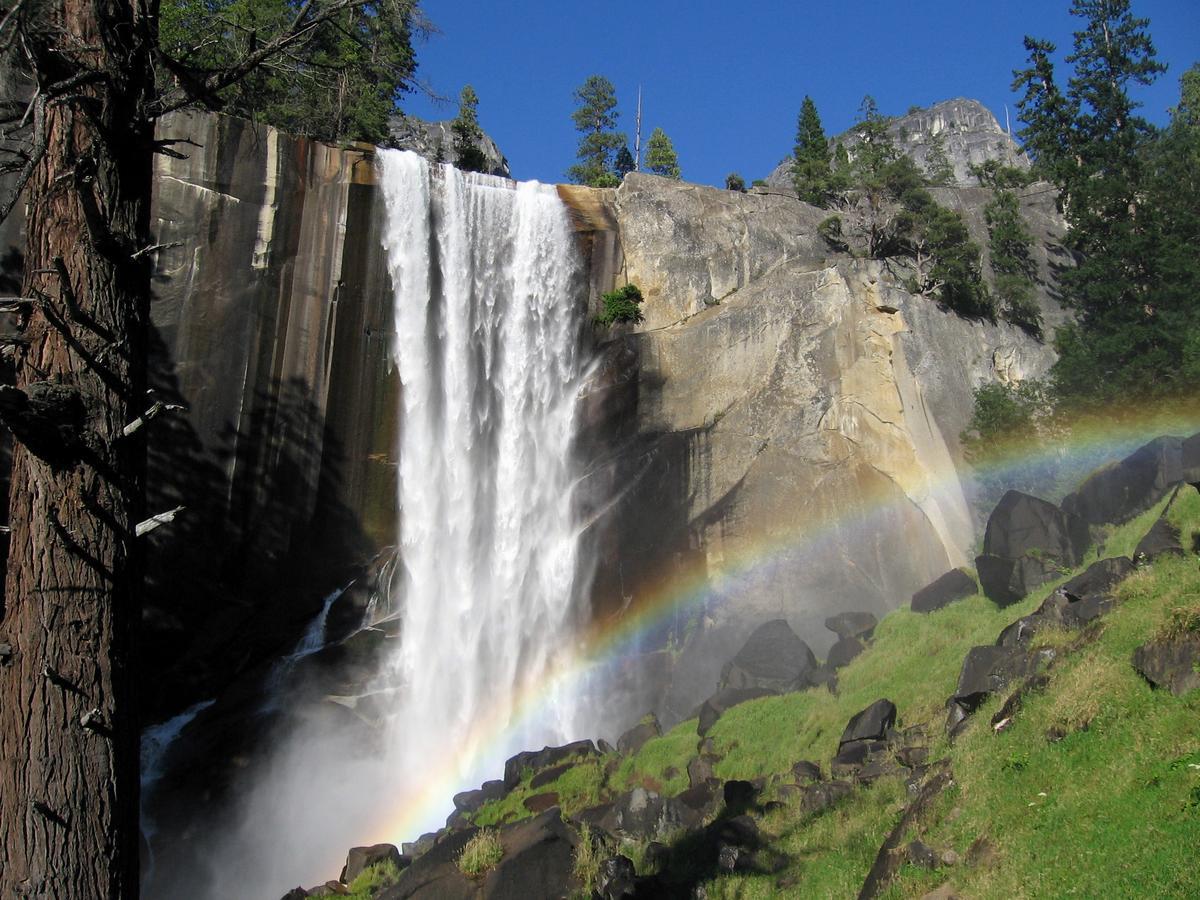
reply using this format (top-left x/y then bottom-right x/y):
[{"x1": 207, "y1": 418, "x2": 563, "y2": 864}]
[
  {"x1": 135, "y1": 506, "x2": 185, "y2": 537},
  {"x1": 130, "y1": 240, "x2": 182, "y2": 259},
  {"x1": 121, "y1": 399, "x2": 185, "y2": 437}
]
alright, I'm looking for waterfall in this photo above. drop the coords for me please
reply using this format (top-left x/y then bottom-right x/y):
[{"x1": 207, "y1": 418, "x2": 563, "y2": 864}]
[{"x1": 377, "y1": 150, "x2": 593, "y2": 813}]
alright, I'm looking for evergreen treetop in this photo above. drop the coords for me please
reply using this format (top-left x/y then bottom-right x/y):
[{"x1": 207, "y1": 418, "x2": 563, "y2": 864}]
[
  {"x1": 645, "y1": 127, "x2": 681, "y2": 179},
  {"x1": 568, "y1": 75, "x2": 627, "y2": 186},
  {"x1": 452, "y1": 85, "x2": 489, "y2": 174},
  {"x1": 792, "y1": 95, "x2": 831, "y2": 205}
]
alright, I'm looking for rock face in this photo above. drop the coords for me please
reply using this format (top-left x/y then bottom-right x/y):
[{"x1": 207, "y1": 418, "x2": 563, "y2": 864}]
[
  {"x1": 388, "y1": 115, "x2": 510, "y2": 178},
  {"x1": 766, "y1": 98, "x2": 1029, "y2": 188}
]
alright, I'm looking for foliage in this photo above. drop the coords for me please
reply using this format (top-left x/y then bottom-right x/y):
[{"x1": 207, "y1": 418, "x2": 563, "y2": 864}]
[
  {"x1": 792, "y1": 95, "x2": 832, "y2": 205},
  {"x1": 984, "y1": 188, "x2": 1041, "y2": 334},
  {"x1": 645, "y1": 127, "x2": 681, "y2": 179},
  {"x1": 960, "y1": 380, "x2": 1050, "y2": 462},
  {"x1": 596, "y1": 283, "x2": 645, "y2": 327},
  {"x1": 568, "y1": 75, "x2": 627, "y2": 187},
  {"x1": 923, "y1": 128, "x2": 955, "y2": 185},
  {"x1": 969, "y1": 160, "x2": 1034, "y2": 190},
  {"x1": 724, "y1": 172, "x2": 746, "y2": 192},
  {"x1": 345, "y1": 860, "x2": 403, "y2": 898},
  {"x1": 614, "y1": 146, "x2": 636, "y2": 177},
  {"x1": 572, "y1": 823, "x2": 612, "y2": 896},
  {"x1": 157, "y1": 0, "x2": 424, "y2": 144},
  {"x1": 817, "y1": 215, "x2": 848, "y2": 252},
  {"x1": 452, "y1": 85, "x2": 488, "y2": 173},
  {"x1": 458, "y1": 828, "x2": 503, "y2": 877}
]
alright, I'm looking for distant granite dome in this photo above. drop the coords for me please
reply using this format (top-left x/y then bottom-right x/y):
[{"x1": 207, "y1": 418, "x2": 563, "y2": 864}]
[
  {"x1": 766, "y1": 98, "x2": 1028, "y2": 190},
  {"x1": 387, "y1": 115, "x2": 511, "y2": 178}
]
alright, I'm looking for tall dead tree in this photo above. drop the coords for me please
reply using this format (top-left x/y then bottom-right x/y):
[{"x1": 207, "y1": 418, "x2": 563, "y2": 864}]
[{"x1": 0, "y1": 0, "x2": 422, "y2": 895}]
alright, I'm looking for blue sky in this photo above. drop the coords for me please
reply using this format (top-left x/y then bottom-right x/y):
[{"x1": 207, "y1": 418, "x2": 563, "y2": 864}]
[{"x1": 403, "y1": 1, "x2": 1199, "y2": 187}]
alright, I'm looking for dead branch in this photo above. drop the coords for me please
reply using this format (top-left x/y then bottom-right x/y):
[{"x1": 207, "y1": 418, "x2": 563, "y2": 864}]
[
  {"x1": 135, "y1": 505, "x2": 185, "y2": 537},
  {"x1": 121, "y1": 399, "x2": 185, "y2": 437},
  {"x1": 130, "y1": 241, "x2": 182, "y2": 260}
]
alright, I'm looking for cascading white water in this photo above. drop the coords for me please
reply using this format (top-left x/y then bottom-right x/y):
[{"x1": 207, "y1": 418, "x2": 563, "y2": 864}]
[{"x1": 377, "y1": 149, "x2": 593, "y2": 823}]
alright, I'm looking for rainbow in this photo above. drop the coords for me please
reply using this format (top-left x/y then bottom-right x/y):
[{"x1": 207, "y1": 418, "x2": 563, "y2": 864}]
[{"x1": 360, "y1": 398, "x2": 1200, "y2": 849}]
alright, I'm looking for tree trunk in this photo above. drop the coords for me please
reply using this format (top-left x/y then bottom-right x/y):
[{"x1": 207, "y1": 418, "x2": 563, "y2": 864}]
[{"x1": 0, "y1": 0, "x2": 154, "y2": 895}]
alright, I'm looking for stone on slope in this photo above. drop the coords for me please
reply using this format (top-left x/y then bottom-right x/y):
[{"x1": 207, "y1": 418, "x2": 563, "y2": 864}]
[
  {"x1": 975, "y1": 554, "x2": 1059, "y2": 608},
  {"x1": 791, "y1": 760, "x2": 823, "y2": 783},
  {"x1": 801, "y1": 780, "x2": 854, "y2": 814},
  {"x1": 911, "y1": 568, "x2": 978, "y2": 613},
  {"x1": 1132, "y1": 634, "x2": 1200, "y2": 696},
  {"x1": 827, "y1": 636, "x2": 866, "y2": 669},
  {"x1": 1062, "y1": 436, "x2": 1183, "y2": 525},
  {"x1": 687, "y1": 755, "x2": 718, "y2": 789},
  {"x1": 595, "y1": 855, "x2": 637, "y2": 900},
  {"x1": 596, "y1": 788, "x2": 698, "y2": 842},
  {"x1": 825, "y1": 611, "x2": 878, "y2": 641},
  {"x1": 976, "y1": 490, "x2": 1089, "y2": 605},
  {"x1": 718, "y1": 619, "x2": 818, "y2": 693},
  {"x1": 503, "y1": 740, "x2": 598, "y2": 789},
  {"x1": 948, "y1": 646, "x2": 1043, "y2": 731},
  {"x1": 341, "y1": 844, "x2": 405, "y2": 884},
  {"x1": 995, "y1": 556, "x2": 1135, "y2": 648},
  {"x1": 1060, "y1": 556, "x2": 1136, "y2": 604},
  {"x1": 1134, "y1": 514, "x2": 1184, "y2": 563},
  {"x1": 840, "y1": 699, "x2": 898, "y2": 746},
  {"x1": 616, "y1": 714, "x2": 661, "y2": 755},
  {"x1": 452, "y1": 780, "x2": 507, "y2": 814}
]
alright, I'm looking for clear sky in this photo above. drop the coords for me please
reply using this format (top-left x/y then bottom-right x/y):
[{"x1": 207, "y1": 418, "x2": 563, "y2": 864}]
[{"x1": 401, "y1": 0, "x2": 1199, "y2": 187}]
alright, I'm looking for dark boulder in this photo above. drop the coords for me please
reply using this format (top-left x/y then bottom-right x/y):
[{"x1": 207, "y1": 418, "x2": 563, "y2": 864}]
[
  {"x1": 1132, "y1": 634, "x2": 1200, "y2": 696},
  {"x1": 825, "y1": 611, "x2": 878, "y2": 640},
  {"x1": 982, "y1": 490, "x2": 1089, "y2": 563},
  {"x1": 503, "y1": 740, "x2": 598, "y2": 789},
  {"x1": 805, "y1": 665, "x2": 838, "y2": 692},
  {"x1": 722, "y1": 780, "x2": 757, "y2": 814},
  {"x1": 906, "y1": 840, "x2": 940, "y2": 870},
  {"x1": 996, "y1": 556, "x2": 1136, "y2": 648},
  {"x1": 596, "y1": 738, "x2": 616, "y2": 755},
  {"x1": 950, "y1": 646, "x2": 1042, "y2": 723},
  {"x1": 975, "y1": 553, "x2": 1061, "y2": 608},
  {"x1": 827, "y1": 636, "x2": 866, "y2": 669},
  {"x1": 279, "y1": 890, "x2": 308, "y2": 900},
  {"x1": 616, "y1": 714, "x2": 661, "y2": 755},
  {"x1": 596, "y1": 856, "x2": 637, "y2": 900},
  {"x1": 840, "y1": 699, "x2": 897, "y2": 746},
  {"x1": 1182, "y1": 433, "x2": 1200, "y2": 488},
  {"x1": 523, "y1": 792, "x2": 559, "y2": 814},
  {"x1": 1060, "y1": 556, "x2": 1136, "y2": 603},
  {"x1": 718, "y1": 619, "x2": 817, "y2": 693},
  {"x1": 529, "y1": 765, "x2": 570, "y2": 790},
  {"x1": 831, "y1": 739, "x2": 889, "y2": 778},
  {"x1": 1134, "y1": 514, "x2": 1184, "y2": 563},
  {"x1": 596, "y1": 788, "x2": 697, "y2": 841},
  {"x1": 696, "y1": 687, "x2": 775, "y2": 736},
  {"x1": 452, "y1": 780, "x2": 507, "y2": 814},
  {"x1": 675, "y1": 781, "x2": 719, "y2": 815},
  {"x1": 911, "y1": 569, "x2": 977, "y2": 613},
  {"x1": 687, "y1": 755, "x2": 717, "y2": 789},
  {"x1": 341, "y1": 844, "x2": 405, "y2": 884},
  {"x1": 800, "y1": 780, "x2": 854, "y2": 814},
  {"x1": 1062, "y1": 436, "x2": 1183, "y2": 525},
  {"x1": 791, "y1": 760, "x2": 822, "y2": 783}
]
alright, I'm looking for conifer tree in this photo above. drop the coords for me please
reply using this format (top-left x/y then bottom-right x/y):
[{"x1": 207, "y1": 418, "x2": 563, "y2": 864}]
[
  {"x1": 452, "y1": 85, "x2": 488, "y2": 173},
  {"x1": 792, "y1": 95, "x2": 831, "y2": 205},
  {"x1": 645, "y1": 127, "x2": 681, "y2": 178},
  {"x1": 924, "y1": 128, "x2": 955, "y2": 185},
  {"x1": 614, "y1": 146, "x2": 636, "y2": 177},
  {"x1": 985, "y1": 189, "x2": 1041, "y2": 333},
  {"x1": 568, "y1": 75, "x2": 626, "y2": 187}
]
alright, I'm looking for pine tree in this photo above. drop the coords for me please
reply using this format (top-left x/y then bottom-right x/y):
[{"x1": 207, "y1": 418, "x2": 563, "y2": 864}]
[
  {"x1": 924, "y1": 128, "x2": 955, "y2": 185},
  {"x1": 614, "y1": 146, "x2": 635, "y2": 178},
  {"x1": 452, "y1": 85, "x2": 489, "y2": 174},
  {"x1": 645, "y1": 127, "x2": 681, "y2": 178},
  {"x1": 792, "y1": 95, "x2": 831, "y2": 205},
  {"x1": 985, "y1": 189, "x2": 1041, "y2": 333},
  {"x1": 568, "y1": 75, "x2": 626, "y2": 187}
]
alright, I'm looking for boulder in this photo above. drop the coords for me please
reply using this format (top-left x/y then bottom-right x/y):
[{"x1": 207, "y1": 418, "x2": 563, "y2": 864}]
[
  {"x1": 1182, "y1": 432, "x2": 1200, "y2": 488},
  {"x1": 805, "y1": 665, "x2": 838, "y2": 692},
  {"x1": 1060, "y1": 556, "x2": 1136, "y2": 603},
  {"x1": 722, "y1": 780, "x2": 757, "y2": 814},
  {"x1": 595, "y1": 856, "x2": 637, "y2": 900},
  {"x1": 831, "y1": 739, "x2": 889, "y2": 777},
  {"x1": 800, "y1": 780, "x2": 854, "y2": 815},
  {"x1": 675, "y1": 781, "x2": 719, "y2": 815},
  {"x1": 982, "y1": 490, "x2": 1089, "y2": 564},
  {"x1": 824, "y1": 611, "x2": 878, "y2": 641},
  {"x1": 975, "y1": 552, "x2": 1061, "y2": 608},
  {"x1": 597, "y1": 788, "x2": 698, "y2": 841},
  {"x1": 718, "y1": 619, "x2": 818, "y2": 693},
  {"x1": 996, "y1": 556, "x2": 1135, "y2": 648},
  {"x1": 911, "y1": 568, "x2": 977, "y2": 613},
  {"x1": 827, "y1": 636, "x2": 866, "y2": 669},
  {"x1": 1134, "y1": 515, "x2": 1184, "y2": 563},
  {"x1": 280, "y1": 890, "x2": 308, "y2": 900},
  {"x1": 951, "y1": 646, "x2": 1042, "y2": 713},
  {"x1": 791, "y1": 760, "x2": 822, "y2": 783},
  {"x1": 523, "y1": 792, "x2": 559, "y2": 814},
  {"x1": 503, "y1": 740, "x2": 598, "y2": 789},
  {"x1": 596, "y1": 738, "x2": 616, "y2": 755},
  {"x1": 687, "y1": 755, "x2": 717, "y2": 789},
  {"x1": 906, "y1": 840, "x2": 940, "y2": 870},
  {"x1": 529, "y1": 765, "x2": 570, "y2": 790},
  {"x1": 839, "y1": 699, "x2": 897, "y2": 746},
  {"x1": 696, "y1": 687, "x2": 775, "y2": 736},
  {"x1": 1132, "y1": 634, "x2": 1200, "y2": 696},
  {"x1": 340, "y1": 844, "x2": 404, "y2": 884},
  {"x1": 452, "y1": 780, "x2": 507, "y2": 814},
  {"x1": 1062, "y1": 436, "x2": 1183, "y2": 525},
  {"x1": 616, "y1": 714, "x2": 661, "y2": 755}
]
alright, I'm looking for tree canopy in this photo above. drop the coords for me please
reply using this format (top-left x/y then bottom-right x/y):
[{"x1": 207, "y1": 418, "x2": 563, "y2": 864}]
[
  {"x1": 568, "y1": 74, "x2": 626, "y2": 187},
  {"x1": 645, "y1": 127, "x2": 681, "y2": 179},
  {"x1": 452, "y1": 84, "x2": 488, "y2": 173},
  {"x1": 792, "y1": 95, "x2": 831, "y2": 205}
]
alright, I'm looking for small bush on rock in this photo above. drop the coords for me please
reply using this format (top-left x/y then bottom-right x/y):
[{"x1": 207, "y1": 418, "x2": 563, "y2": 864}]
[
  {"x1": 345, "y1": 859, "x2": 402, "y2": 898},
  {"x1": 458, "y1": 828, "x2": 503, "y2": 878},
  {"x1": 596, "y1": 283, "x2": 645, "y2": 326}
]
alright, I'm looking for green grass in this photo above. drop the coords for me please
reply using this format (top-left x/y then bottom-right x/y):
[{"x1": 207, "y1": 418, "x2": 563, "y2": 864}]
[
  {"x1": 457, "y1": 828, "x2": 503, "y2": 878},
  {"x1": 473, "y1": 489, "x2": 1200, "y2": 898},
  {"x1": 343, "y1": 859, "x2": 403, "y2": 898}
]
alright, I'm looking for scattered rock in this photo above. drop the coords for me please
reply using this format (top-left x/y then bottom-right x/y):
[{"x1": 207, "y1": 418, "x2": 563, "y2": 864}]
[
  {"x1": 529, "y1": 765, "x2": 570, "y2": 791},
  {"x1": 840, "y1": 699, "x2": 897, "y2": 745},
  {"x1": 1132, "y1": 633, "x2": 1200, "y2": 695},
  {"x1": 1060, "y1": 556, "x2": 1136, "y2": 603},
  {"x1": 940, "y1": 849, "x2": 960, "y2": 867},
  {"x1": 718, "y1": 619, "x2": 818, "y2": 693},
  {"x1": 827, "y1": 636, "x2": 866, "y2": 669},
  {"x1": 523, "y1": 792, "x2": 559, "y2": 814},
  {"x1": 832, "y1": 739, "x2": 889, "y2": 777},
  {"x1": 452, "y1": 780, "x2": 507, "y2": 814},
  {"x1": 1134, "y1": 514, "x2": 1184, "y2": 563},
  {"x1": 1062, "y1": 436, "x2": 1182, "y2": 525},
  {"x1": 855, "y1": 759, "x2": 906, "y2": 785},
  {"x1": 616, "y1": 714, "x2": 661, "y2": 755},
  {"x1": 791, "y1": 760, "x2": 822, "y2": 783},
  {"x1": 696, "y1": 687, "x2": 776, "y2": 736},
  {"x1": 976, "y1": 553, "x2": 1063, "y2": 608},
  {"x1": 597, "y1": 738, "x2": 616, "y2": 755},
  {"x1": 906, "y1": 840, "x2": 939, "y2": 870},
  {"x1": 976, "y1": 490, "x2": 1089, "y2": 605},
  {"x1": 1181, "y1": 432, "x2": 1200, "y2": 488},
  {"x1": 722, "y1": 780, "x2": 757, "y2": 814},
  {"x1": 687, "y1": 755, "x2": 718, "y2": 789},
  {"x1": 340, "y1": 844, "x2": 404, "y2": 884},
  {"x1": 858, "y1": 764, "x2": 954, "y2": 899},
  {"x1": 805, "y1": 664, "x2": 839, "y2": 692},
  {"x1": 675, "y1": 781, "x2": 719, "y2": 815},
  {"x1": 952, "y1": 645, "x2": 1041, "y2": 712},
  {"x1": 643, "y1": 841, "x2": 670, "y2": 873},
  {"x1": 801, "y1": 780, "x2": 854, "y2": 814},
  {"x1": 596, "y1": 855, "x2": 637, "y2": 899},
  {"x1": 919, "y1": 886, "x2": 962, "y2": 900},
  {"x1": 503, "y1": 740, "x2": 598, "y2": 789},
  {"x1": 911, "y1": 568, "x2": 978, "y2": 613},
  {"x1": 825, "y1": 611, "x2": 878, "y2": 641},
  {"x1": 597, "y1": 788, "x2": 697, "y2": 841}
]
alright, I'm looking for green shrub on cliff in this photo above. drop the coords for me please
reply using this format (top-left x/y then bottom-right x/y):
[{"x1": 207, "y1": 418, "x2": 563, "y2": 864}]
[
  {"x1": 457, "y1": 828, "x2": 503, "y2": 877},
  {"x1": 596, "y1": 283, "x2": 645, "y2": 326}
]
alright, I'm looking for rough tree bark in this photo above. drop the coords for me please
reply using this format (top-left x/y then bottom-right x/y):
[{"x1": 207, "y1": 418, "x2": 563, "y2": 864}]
[{"x1": 0, "y1": 0, "x2": 154, "y2": 894}]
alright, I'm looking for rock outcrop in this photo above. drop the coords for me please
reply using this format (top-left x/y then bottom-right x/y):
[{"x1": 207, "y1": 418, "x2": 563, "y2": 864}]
[{"x1": 388, "y1": 115, "x2": 510, "y2": 178}]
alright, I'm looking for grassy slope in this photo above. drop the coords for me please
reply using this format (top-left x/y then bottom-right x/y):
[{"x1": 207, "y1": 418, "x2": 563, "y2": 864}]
[{"x1": 473, "y1": 491, "x2": 1200, "y2": 898}]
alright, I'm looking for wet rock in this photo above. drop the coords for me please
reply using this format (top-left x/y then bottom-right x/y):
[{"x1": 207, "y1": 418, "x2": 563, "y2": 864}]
[
  {"x1": 1063, "y1": 436, "x2": 1183, "y2": 525},
  {"x1": 718, "y1": 619, "x2": 818, "y2": 693},
  {"x1": 827, "y1": 636, "x2": 866, "y2": 669},
  {"x1": 791, "y1": 760, "x2": 822, "y2": 783},
  {"x1": 1134, "y1": 514, "x2": 1184, "y2": 563},
  {"x1": 617, "y1": 714, "x2": 661, "y2": 755},
  {"x1": 696, "y1": 687, "x2": 775, "y2": 736},
  {"x1": 911, "y1": 568, "x2": 978, "y2": 613},
  {"x1": 597, "y1": 738, "x2": 617, "y2": 755},
  {"x1": 341, "y1": 843, "x2": 404, "y2": 884},
  {"x1": 825, "y1": 611, "x2": 878, "y2": 641},
  {"x1": 801, "y1": 780, "x2": 854, "y2": 814},
  {"x1": 503, "y1": 740, "x2": 598, "y2": 789},
  {"x1": 1132, "y1": 633, "x2": 1200, "y2": 696},
  {"x1": 596, "y1": 855, "x2": 637, "y2": 899},
  {"x1": 840, "y1": 699, "x2": 897, "y2": 745},
  {"x1": 452, "y1": 780, "x2": 507, "y2": 814}
]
